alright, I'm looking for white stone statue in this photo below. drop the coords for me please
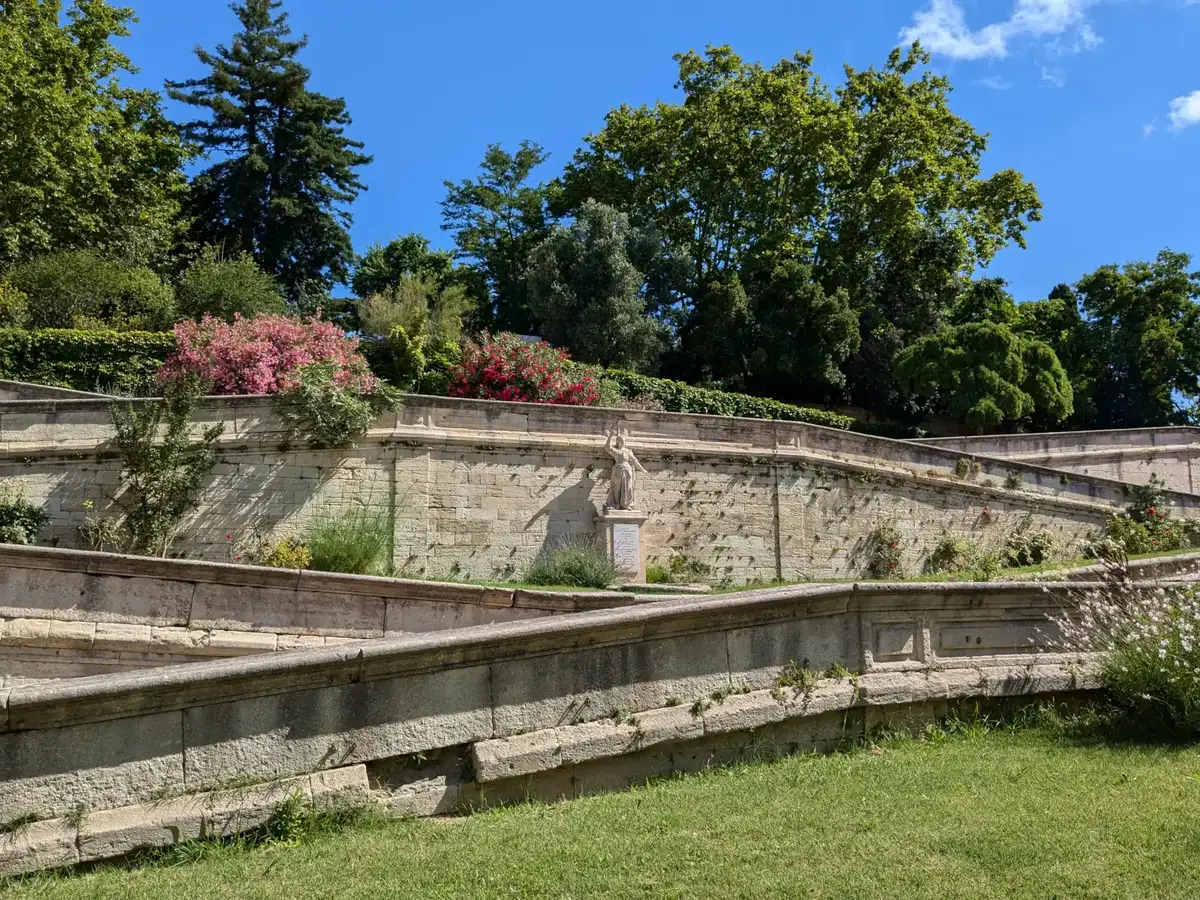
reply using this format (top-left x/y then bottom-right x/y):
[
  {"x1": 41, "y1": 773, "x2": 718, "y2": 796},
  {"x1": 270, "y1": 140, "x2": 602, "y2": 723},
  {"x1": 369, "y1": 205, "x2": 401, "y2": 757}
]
[{"x1": 605, "y1": 426, "x2": 646, "y2": 512}]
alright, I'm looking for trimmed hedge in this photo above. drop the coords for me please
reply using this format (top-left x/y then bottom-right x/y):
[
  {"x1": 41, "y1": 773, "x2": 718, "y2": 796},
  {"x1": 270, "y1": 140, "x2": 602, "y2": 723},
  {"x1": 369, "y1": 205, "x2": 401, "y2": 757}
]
[
  {"x1": 600, "y1": 369, "x2": 854, "y2": 430},
  {"x1": 0, "y1": 329, "x2": 175, "y2": 395}
]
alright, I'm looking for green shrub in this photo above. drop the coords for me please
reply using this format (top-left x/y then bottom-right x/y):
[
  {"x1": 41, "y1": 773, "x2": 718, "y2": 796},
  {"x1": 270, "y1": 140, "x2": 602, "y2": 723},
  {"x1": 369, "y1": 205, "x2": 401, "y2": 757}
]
[
  {"x1": 1086, "y1": 477, "x2": 1194, "y2": 560},
  {"x1": 8, "y1": 250, "x2": 176, "y2": 331},
  {"x1": 0, "y1": 280, "x2": 29, "y2": 328},
  {"x1": 524, "y1": 537, "x2": 619, "y2": 589},
  {"x1": 866, "y1": 523, "x2": 904, "y2": 578},
  {"x1": 1006, "y1": 517, "x2": 1058, "y2": 567},
  {"x1": 235, "y1": 530, "x2": 312, "y2": 569},
  {"x1": 596, "y1": 368, "x2": 853, "y2": 430},
  {"x1": 176, "y1": 247, "x2": 286, "y2": 322},
  {"x1": 273, "y1": 361, "x2": 401, "y2": 448},
  {"x1": 0, "y1": 328, "x2": 174, "y2": 394},
  {"x1": 647, "y1": 554, "x2": 714, "y2": 584},
  {"x1": 109, "y1": 375, "x2": 224, "y2": 556},
  {"x1": 925, "y1": 535, "x2": 975, "y2": 574},
  {"x1": 304, "y1": 506, "x2": 392, "y2": 576},
  {"x1": 0, "y1": 488, "x2": 48, "y2": 545},
  {"x1": 1054, "y1": 583, "x2": 1200, "y2": 735}
]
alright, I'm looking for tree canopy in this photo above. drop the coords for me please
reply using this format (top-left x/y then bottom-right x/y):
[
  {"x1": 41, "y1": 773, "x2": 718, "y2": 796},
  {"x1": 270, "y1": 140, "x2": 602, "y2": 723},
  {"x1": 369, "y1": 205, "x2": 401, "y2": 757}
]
[
  {"x1": 166, "y1": 0, "x2": 370, "y2": 299},
  {"x1": 0, "y1": 0, "x2": 190, "y2": 269}
]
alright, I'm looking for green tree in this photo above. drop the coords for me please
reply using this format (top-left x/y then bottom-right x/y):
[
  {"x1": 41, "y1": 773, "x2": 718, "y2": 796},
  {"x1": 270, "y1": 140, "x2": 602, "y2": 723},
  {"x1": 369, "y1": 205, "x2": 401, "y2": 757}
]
[
  {"x1": 556, "y1": 43, "x2": 1041, "y2": 410},
  {"x1": 175, "y1": 245, "x2": 285, "y2": 321},
  {"x1": 166, "y1": 0, "x2": 371, "y2": 299},
  {"x1": 351, "y1": 233, "x2": 454, "y2": 298},
  {"x1": 440, "y1": 141, "x2": 558, "y2": 334},
  {"x1": 527, "y1": 200, "x2": 666, "y2": 371},
  {"x1": 1069, "y1": 250, "x2": 1200, "y2": 428},
  {"x1": 357, "y1": 275, "x2": 470, "y2": 390},
  {"x1": 8, "y1": 249, "x2": 176, "y2": 331},
  {"x1": 949, "y1": 277, "x2": 1019, "y2": 326},
  {"x1": 0, "y1": 0, "x2": 190, "y2": 269},
  {"x1": 895, "y1": 322, "x2": 1073, "y2": 431}
]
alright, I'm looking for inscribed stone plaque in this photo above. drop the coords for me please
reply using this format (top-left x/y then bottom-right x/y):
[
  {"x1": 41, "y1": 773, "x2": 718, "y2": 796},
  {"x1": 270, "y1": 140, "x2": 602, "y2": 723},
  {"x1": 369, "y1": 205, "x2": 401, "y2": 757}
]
[{"x1": 612, "y1": 524, "x2": 640, "y2": 573}]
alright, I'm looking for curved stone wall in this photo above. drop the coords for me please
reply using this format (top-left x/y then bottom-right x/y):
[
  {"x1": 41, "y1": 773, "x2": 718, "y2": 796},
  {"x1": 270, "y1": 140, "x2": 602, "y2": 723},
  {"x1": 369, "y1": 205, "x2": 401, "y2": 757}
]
[{"x1": 0, "y1": 580, "x2": 1102, "y2": 875}]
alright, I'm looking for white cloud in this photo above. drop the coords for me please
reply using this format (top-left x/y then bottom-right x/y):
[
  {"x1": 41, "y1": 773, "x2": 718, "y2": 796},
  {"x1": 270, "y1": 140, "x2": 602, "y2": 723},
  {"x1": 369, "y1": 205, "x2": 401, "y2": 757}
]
[
  {"x1": 1168, "y1": 90, "x2": 1200, "y2": 130},
  {"x1": 1143, "y1": 122, "x2": 1156, "y2": 136},
  {"x1": 900, "y1": 0, "x2": 1104, "y2": 61}
]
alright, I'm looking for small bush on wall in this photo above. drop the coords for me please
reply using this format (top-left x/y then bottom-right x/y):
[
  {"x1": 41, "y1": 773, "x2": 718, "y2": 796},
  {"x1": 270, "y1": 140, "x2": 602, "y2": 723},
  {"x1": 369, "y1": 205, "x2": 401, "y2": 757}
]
[
  {"x1": 0, "y1": 488, "x2": 48, "y2": 545},
  {"x1": 109, "y1": 374, "x2": 224, "y2": 556},
  {"x1": 274, "y1": 361, "x2": 400, "y2": 448},
  {"x1": 448, "y1": 331, "x2": 599, "y2": 405},
  {"x1": 303, "y1": 506, "x2": 392, "y2": 576},
  {"x1": 866, "y1": 523, "x2": 904, "y2": 579}
]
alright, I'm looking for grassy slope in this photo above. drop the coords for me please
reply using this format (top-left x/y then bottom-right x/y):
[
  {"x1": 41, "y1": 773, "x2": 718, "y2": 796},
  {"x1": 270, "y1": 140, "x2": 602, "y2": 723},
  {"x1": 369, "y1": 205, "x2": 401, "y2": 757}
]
[{"x1": 10, "y1": 725, "x2": 1200, "y2": 899}]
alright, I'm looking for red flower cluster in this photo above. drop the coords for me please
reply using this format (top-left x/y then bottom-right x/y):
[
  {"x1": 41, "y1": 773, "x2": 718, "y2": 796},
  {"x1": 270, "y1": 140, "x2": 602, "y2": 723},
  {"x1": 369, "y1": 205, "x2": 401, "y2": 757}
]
[{"x1": 448, "y1": 331, "x2": 599, "y2": 406}]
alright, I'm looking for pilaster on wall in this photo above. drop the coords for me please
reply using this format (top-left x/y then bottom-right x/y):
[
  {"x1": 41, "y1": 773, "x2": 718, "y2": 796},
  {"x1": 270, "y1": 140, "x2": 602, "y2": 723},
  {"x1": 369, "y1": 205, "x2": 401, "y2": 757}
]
[{"x1": 392, "y1": 446, "x2": 432, "y2": 577}]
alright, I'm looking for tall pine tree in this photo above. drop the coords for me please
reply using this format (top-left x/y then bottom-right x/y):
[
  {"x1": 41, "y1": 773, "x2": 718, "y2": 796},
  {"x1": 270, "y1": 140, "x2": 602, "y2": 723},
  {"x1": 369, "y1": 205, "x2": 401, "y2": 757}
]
[{"x1": 167, "y1": 0, "x2": 370, "y2": 300}]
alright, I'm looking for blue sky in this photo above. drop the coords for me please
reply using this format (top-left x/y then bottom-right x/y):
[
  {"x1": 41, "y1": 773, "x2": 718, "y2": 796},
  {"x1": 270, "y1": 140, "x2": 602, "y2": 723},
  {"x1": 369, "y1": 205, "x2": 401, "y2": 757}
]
[{"x1": 120, "y1": 0, "x2": 1199, "y2": 301}]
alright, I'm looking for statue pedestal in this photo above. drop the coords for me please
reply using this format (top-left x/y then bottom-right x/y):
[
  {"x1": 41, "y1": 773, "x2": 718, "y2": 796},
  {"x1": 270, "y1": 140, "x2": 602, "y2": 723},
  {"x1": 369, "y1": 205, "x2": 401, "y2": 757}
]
[{"x1": 595, "y1": 509, "x2": 648, "y2": 585}]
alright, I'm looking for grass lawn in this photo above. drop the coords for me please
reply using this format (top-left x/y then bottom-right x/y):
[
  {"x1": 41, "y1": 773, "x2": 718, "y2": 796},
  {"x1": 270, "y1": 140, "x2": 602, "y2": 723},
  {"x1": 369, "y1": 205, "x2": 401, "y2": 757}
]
[{"x1": 8, "y1": 719, "x2": 1200, "y2": 899}]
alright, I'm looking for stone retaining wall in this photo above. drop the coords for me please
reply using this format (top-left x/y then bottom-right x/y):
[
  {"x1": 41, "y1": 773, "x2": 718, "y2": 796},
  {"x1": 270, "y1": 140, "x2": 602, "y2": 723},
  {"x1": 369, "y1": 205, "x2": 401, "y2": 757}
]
[
  {"x1": 0, "y1": 580, "x2": 1101, "y2": 875},
  {"x1": 0, "y1": 545, "x2": 644, "y2": 679},
  {"x1": 1, "y1": 393, "x2": 1195, "y2": 584},
  {"x1": 918, "y1": 427, "x2": 1200, "y2": 494}
]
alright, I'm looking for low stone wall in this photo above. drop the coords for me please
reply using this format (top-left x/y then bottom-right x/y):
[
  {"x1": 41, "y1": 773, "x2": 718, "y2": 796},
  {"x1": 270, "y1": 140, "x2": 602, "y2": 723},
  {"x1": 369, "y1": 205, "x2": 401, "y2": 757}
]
[
  {"x1": 918, "y1": 428, "x2": 1200, "y2": 494},
  {"x1": 1, "y1": 393, "x2": 1195, "y2": 584},
  {"x1": 0, "y1": 545, "x2": 646, "y2": 680},
  {"x1": 0, "y1": 580, "x2": 1099, "y2": 875}
]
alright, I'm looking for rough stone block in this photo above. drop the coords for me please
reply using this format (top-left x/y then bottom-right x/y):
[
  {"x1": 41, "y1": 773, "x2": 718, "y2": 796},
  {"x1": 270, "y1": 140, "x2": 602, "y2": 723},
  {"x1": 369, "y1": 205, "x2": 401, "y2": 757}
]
[
  {"x1": 377, "y1": 775, "x2": 462, "y2": 817},
  {"x1": 182, "y1": 666, "x2": 492, "y2": 789},
  {"x1": 0, "y1": 618, "x2": 51, "y2": 646},
  {"x1": 190, "y1": 582, "x2": 386, "y2": 638},
  {"x1": 206, "y1": 630, "x2": 278, "y2": 655},
  {"x1": 43, "y1": 620, "x2": 96, "y2": 650},
  {"x1": 310, "y1": 764, "x2": 370, "y2": 810},
  {"x1": 726, "y1": 615, "x2": 857, "y2": 691},
  {"x1": 489, "y1": 630, "x2": 730, "y2": 737},
  {"x1": 0, "y1": 819, "x2": 78, "y2": 878},
  {"x1": 77, "y1": 796, "x2": 206, "y2": 864},
  {"x1": 0, "y1": 710, "x2": 184, "y2": 822},
  {"x1": 93, "y1": 622, "x2": 152, "y2": 652}
]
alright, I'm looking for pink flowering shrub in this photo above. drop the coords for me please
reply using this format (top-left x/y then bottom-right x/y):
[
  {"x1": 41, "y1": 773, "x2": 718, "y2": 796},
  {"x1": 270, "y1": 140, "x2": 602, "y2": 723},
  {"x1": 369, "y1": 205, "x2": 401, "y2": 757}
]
[
  {"x1": 158, "y1": 313, "x2": 377, "y2": 395},
  {"x1": 447, "y1": 331, "x2": 599, "y2": 406}
]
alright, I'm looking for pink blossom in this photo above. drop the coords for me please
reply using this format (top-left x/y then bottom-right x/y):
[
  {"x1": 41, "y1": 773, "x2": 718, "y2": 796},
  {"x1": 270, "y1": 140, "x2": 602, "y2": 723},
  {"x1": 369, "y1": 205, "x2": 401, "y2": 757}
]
[{"x1": 158, "y1": 313, "x2": 377, "y2": 396}]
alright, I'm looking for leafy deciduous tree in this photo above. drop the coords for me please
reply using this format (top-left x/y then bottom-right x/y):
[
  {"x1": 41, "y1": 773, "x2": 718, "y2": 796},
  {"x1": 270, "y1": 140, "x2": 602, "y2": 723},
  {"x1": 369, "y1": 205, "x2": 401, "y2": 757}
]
[
  {"x1": 176, "y1": 245, "x2": 285, "y2": 321},
  {"x1": 440, "y1": 141, "x2": 558, "y2": 334},
  {"x1": 895, "y1": 322, "x2": 1073, "y2": 431},
  {"x1": 0, "y1": 0, "x2": 190, "y2": 269}
]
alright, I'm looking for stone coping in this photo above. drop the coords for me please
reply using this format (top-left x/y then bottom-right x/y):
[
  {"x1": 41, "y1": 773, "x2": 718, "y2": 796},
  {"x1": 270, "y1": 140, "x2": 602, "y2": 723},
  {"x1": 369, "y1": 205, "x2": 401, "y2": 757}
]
[
  {"x1": 0, "y1": 391, "x2": 1195, "y2": 508},
  {"x1": 0, "y1": 544, "x2": 643, "y2": 614},
  {"x1": 0, "y1": 579, "x2": 1103, "y2": 734},
  {"x1": 917, "y1": 425, "x2": 1200, "y2": 453}
]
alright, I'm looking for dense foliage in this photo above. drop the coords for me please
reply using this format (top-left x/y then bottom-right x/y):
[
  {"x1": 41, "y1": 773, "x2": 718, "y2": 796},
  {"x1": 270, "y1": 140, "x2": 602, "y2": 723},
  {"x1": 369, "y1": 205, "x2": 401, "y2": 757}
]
[
  {"x1": 0, "y1": 328, "x2": 174, "y2": 394},
  {"x1": 7, "y1": 250, "x2": 177, "y2": 331},
  {"x1": 0, "y1": 490, "x2": 49, "y2": 546},
  {"x1": 449, "y1": 331, "x2": 600, "y2": 405},
  {"x1": 0, "y1": 0, "x2": 189, "y2": 269},
  {"x1": 166, "y1": 0, "x2": 371, "y2": 300},
  {"x1": 159, "y1": 313, "x2": 369, "y2": 395},
  {"x1": 1, "y1": 0, "x2": 1197, "y2": 434},
  {"x1": 176, "y1": 247, "x2": 287, "y2": 322}
]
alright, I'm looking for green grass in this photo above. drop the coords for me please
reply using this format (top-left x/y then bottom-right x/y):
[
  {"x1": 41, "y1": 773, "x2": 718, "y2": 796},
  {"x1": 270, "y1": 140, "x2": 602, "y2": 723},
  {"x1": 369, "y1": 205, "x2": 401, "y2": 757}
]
[{"x1": 10, "y1": 717, "x2": 1200, "y2": 899}]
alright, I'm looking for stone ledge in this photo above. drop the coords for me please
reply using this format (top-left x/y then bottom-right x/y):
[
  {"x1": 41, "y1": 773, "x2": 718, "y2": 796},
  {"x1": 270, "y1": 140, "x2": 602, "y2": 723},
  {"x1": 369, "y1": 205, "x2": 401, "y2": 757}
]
[
  {"x1": 0, "y1": 764, "x2": 370, "y2": 878},
  {"x1": 469, "y1": 664, "x2": 1099, "y2": 784}
]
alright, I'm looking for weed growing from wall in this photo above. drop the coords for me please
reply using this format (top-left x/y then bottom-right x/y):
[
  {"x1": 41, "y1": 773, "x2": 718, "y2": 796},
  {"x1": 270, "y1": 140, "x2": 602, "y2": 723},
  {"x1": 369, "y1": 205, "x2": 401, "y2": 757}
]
[
  {"x1": 0, "y1": 486, "x2": 48, "y2": 545},
  {"x1": 304, "y1": 505, "x2": 392, "y2": 575},
  {"x1": 109, "y1": 374, "x2": 223, "y2": 556}
]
